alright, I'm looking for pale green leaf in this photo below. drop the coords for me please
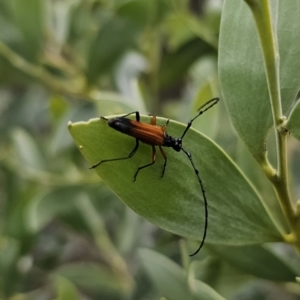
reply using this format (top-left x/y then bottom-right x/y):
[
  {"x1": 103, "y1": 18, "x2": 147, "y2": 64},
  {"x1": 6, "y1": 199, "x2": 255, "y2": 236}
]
[
  {"x1": 139, "y1": 248, "x2": 191, "y2": 300},
  {"x1": 54, "y1": 276, "x2": 80, "y2": 300},
  {"x1": 191, "y1": 279, "x2": 226, "y2": 300},
  {"x1": 219, "y1": 0, "x2": 300, "y2": 161},
  {"x1": 139, "y1": 248, "x2": 226, "y2": 300},
  {"x1": 55, "y1": 262, "x2": 124, "y2": 295},
  {"x1": 68, "y1": 116, "x2": 281, "y2": 246},
  {"x1": 11, "y1": 128, "x2": 45, "y2": 170},
  {"x1": 219, "y1": 0, "x2": 271, "y2": 161},
  {"x1": 278, "y1": 2, "x2": 300, "y2": 109}
]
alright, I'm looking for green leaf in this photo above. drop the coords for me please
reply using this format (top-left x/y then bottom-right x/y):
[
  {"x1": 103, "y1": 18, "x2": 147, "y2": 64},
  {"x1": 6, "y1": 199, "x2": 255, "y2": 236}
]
[
  {"x1": 286, "y1": 100, "x2": 300, "y2": 141},
  {"x1": 116, "y1": 207, "x2": 140, "y2": 254},
  {"x1": 139, "y1": 248, "x2": 225, "y2": 300},
  {"x1": 0, "y1": 238, "x2": 20, "y2": 297},
  {"x1": 26, "y1": 187, "x2": 85, "y2": 233},
  {"x1": 219, "y1": 0, "x2": 300, "y2": 161},
  {"x1": 235, "y1": 140, "x2": 288, "y2": 233},
  {"x1": 164, "y1": 11, "x2": 197, "y2": 50},
  {"x1": 139, "y1": 248, "x2": 191, "y2": 300},
  {"x1": 0, "y1": 2, "x2": 21, "y2": 45},
  {"x1": 54, "y1": 276, "x2": 80, "y2": 300},
  {"x1": 189, "y1": 257, "x2": 252, "y2": 299},
  {"x1": 11, "y1": 128, "x2": 45, "y2": 170},
  {"x1": 219, "y1": 0, "x2": 271, "y2": 162},
  {"x1": 26, "y1": 186, "x2": 116, "y2": 235},
  {"x1": 68, "y1": 116, "x2": 281, "y2": 245},
  {"x1": 10, "y1": 0, "x2": 44, "y2": 61},
  {"x1": 191, "y1": 279, "x2": 226, "y2": 300},
  {"x1": 50, "y1": 95, "x2": 68, "y2": 122},
  {"x1": 278, "y1": 2, "x2": 300, "y2": 109},
  {"x1": 191, "y1": 80, "x2": 219, "y2": 139},
  {"x1": 159, "y1": 38, "x2": 215, "y2": 89},
  {"x1": 86, "y1": 0, "x2": 149, "y2": 83},
  {"x1": 95, "y1": 97, "x2": 138, "y2": 116},
  {"x1": 208, "y1": 244, "x2": 296, "y2": 282},
  {"x1": 55, "y1": 262, "x2": 124, "y2": 295}
]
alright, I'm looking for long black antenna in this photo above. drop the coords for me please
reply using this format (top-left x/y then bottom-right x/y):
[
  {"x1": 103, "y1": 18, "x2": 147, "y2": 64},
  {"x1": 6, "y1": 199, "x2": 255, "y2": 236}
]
[
  {"x1": 181, "y1": 98, "x2": 219, "y2": 140},
  {"x1": 181, "y1": 97, "x2": 219, "y2": 256},
  {"x1": 181, "y1": 148, "x2": 208, "y2": 257}
]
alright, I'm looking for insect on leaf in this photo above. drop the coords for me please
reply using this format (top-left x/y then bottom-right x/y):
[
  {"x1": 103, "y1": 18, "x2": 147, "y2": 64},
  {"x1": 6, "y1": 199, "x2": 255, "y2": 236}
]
[{"x1": 68, "y1": 116, "x2": 281, "y2": 246}]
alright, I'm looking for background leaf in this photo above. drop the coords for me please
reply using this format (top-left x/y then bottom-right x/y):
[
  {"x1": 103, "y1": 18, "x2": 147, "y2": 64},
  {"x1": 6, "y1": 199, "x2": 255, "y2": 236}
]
[
  {"x1": 139, "y1": 248, "x2": 226, "y2": 300},
  {"x1": 86, "y1": 0, "x2": 149, "y2": 83},
  {"x1": 158, "y1": 38, "x2": 215, "y2": 89},
  {"x1": 219, "y1": 0, "x2": 300, "y2": 161},
  {"x1": 54, "y1": 276, "x2": 80, "y2": 300},
  {"x1": 10, "y1": 0, "x2": 44, "y2": 61},
  {"x1": 191, "y1": 279, "x2": 226, "y2": 300},
  {"x1": 219, "y1": 0, "x2": 271, "y2": 161},
  {"x1": 55, "y1": 263, "x2": 126, "y2": 297},
  {"x1": 139, "y1": 248, "x2": 191, "y2": 300},
  {"x1": 278, "y1": 2, "x2": 300, "y2": 108},
  {"x1": 207, "y1": 244, "x2": 296, "y2": 282}
]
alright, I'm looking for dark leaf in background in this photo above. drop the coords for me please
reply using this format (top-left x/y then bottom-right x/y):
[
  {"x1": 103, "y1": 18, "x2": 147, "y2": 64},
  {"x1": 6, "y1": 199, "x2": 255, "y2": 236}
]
[
  {"x1": 10, "y1": 0, "x2": 44, "y2": 61},
  {"x1": 159, "y1": 38, "x2": 216, "y2": 90},
  {"x1": 86, "y1": 0, "x2": 149, "y2": 83}
]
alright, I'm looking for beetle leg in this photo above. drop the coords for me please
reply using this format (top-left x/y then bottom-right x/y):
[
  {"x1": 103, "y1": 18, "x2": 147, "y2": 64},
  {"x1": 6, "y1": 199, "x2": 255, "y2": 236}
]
[
  {"x1": 89, "y1": 139, "x2": 139, "y2": 169},
  {"x1": 133, "y1": 145, "x2": 156, "y2": 182},
  {"x1": 159, "y1": 146, "x2": 167, "y2": 178}
]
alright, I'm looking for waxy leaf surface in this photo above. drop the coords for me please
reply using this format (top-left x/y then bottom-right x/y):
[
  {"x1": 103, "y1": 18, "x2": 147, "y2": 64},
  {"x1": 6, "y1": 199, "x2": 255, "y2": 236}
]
[{"x1": 69, "y1": 117, "x2": 281, "y2": 245}]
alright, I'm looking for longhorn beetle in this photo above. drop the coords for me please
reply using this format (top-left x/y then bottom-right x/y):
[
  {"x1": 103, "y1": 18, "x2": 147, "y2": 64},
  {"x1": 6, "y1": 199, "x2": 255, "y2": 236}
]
[{"x1": 90, "y1": 97, "x2": 219, "y2": 256}]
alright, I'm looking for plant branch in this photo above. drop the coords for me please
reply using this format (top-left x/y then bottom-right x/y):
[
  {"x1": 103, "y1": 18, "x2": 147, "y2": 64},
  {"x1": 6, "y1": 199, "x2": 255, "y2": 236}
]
[
  {"x1": 244, "y1": 0, "x2": 299, "y2": 249},
  {"x1": 0, "y1": 41, "x2": 85, "y2": 97}
]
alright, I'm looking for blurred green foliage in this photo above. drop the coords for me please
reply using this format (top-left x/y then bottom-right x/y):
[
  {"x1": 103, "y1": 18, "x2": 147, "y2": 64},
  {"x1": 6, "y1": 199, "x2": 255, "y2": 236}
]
[{"x1": 1, "y1": 0, "x2": 300, "y2": 300}]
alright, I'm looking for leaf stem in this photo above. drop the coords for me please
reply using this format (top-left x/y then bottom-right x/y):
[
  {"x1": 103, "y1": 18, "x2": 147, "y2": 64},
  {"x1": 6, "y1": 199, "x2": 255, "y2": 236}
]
[{"x1": 245, "y1": 0, "x2": 300, "y2": 249}]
